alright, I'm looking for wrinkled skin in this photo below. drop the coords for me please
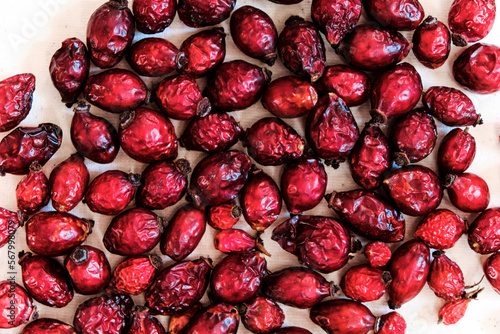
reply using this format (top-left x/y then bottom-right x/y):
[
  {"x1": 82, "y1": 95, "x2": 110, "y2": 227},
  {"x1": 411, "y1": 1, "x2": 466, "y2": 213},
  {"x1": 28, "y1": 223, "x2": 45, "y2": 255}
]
[
  {"x1": 127, "y1": 38, "x2": 179, "y2": 77},
  {"x1": 388, "y1": 239, "x2": 430, "y2": 309},
  {"x1": 182, "y1": 303, "x2": 240, "y2": 334},
  {"x1": 0, "y1": 208, "x2": 20, "y2": 249},
  {"x1": 160, "y1": 204, "x2": 206, "y2": 261},
  {"x1": 25, "y1": 212, "x2": 93, "y2": 257},
  {"x1": 49, "y1": 38, "x2": 89, "y2": 106},
  {"x1": 438, "y1": 128, "x2": 476, "y2": 174},
  {"x1": 133, "y1": 0, "x2": 176, "y2": 34},
  {"x1": 0, "y1": 123, "x2": 62, "y2": 175},
  {"x1": 86, "y1": 0, "x2": 135, "y2": 68},
  {"x1": 207, "y1": 203, "x2": 241, "y2": 230},
  {"x1": 146, "y1": 258, "x2": 211, "y2": 315},
  {"x1": 326, "y1": 190, "x2": 405, "y2": 243},
  {"x1": 272, "y1": 215, "x2": 351, "y2": 273},
  {"x1": 364, "y1": 0, "x2": 425, "y2": 30},
  {"x1": 414, "y1": 209, "x2": 467, "y2": 250},
  {"x1": 468, "y1": 208, "x2": 500, "y2": 254},
  {"x1": 0, "y1": 281, "x2": 37, "y2": 329},
  {"x1": 412, "y1": 16, "x2": 451, "y2": 69},
  {"x1": 0, "y1": 73, "x2": 35, "y2": 132},
  {"x1": 262, "y1": 267, "x2": 332, "y2": 309},
  {"x1": 340, "y1": 264, "x2": 387, "y2": 302},
  {"x1": 214, "y1": 229, "x2": 260, "y2": 254},
  {"x1": 273, "y1": 328, "x2": 312, "y2": 334},
  {"x1": 376, "y1": 312, "x2": 407, "y2": 334},
  {"x1": 423, "y1": 86, "x2": 480, "y2": 126},
  {"x1": 428, "y1": 251, "x2": 465, "y2": 300},
  {"x1": 64, "y1": 245, "x2": 111, "y2": 295},
  {"x1": 128, "y1": 307, "x2": 166, "y2": 334},
  {"x1": 178, "y1": 0, "x2": 236, "y2": 27},
  {"x1": 448, "y1": 0, "x2": 496, "y2": 45},
  {"x1": 21, "y1": 318, "x2": 77, "y2": 334},
  {"x1": 336, "y1": 24, "x2": 411, "y2": 71},
  {"x1": 168, "y1": 304, "x2": 202, "y2": 334},
  {"x1": 108, "y1": 255, "x2": 161, "y2": 295},
  {"x1": 364, "y1": 241, "x2": 391, "y2": 267},
  {"x1": 104, "y1": 207, "x2": 164, "y2": 256},
  {"x1": 241, "y1": 297, "x2": 285, "y2": 334},
  {"x1": 438, "y1": 298, "x2": 470, "y2": 325},
  {"x1": 16, "y1": 162, "x2": 49, "y2": 215},
  {"x1": 447, "y1": 173, "x2": 490, "y2": 212},
  {"x1": 310, "y1": 299, "x2": 376, "y2": 334},
  {"x1": 484, "y1": 252, "x2": 500, "y2": 295},
  {"x1": 278, "y1": 16, "x2": 325, "y2": 82}
]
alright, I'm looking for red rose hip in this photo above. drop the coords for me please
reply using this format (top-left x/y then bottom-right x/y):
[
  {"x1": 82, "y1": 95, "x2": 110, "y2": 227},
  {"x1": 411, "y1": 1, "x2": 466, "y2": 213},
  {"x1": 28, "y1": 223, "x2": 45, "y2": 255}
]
[
  {"x1": 241, "y1": 297, "x2": 285, "y2": 334},
  {"x1": 484, "y1": 251, "x2": 500, "y2": 295},
  {"x1": 468, "y1": 208, "x2": 500, "y2": 254},
  {"x1": 446, "y1": 173, "x2": 490, "y2": 213},
  {"x1": 128, "y1": 307, "x2": 166, "y2": 334},
  {"x1": 127, "y1": 38, "x2": 179, "y2": 77},
  {"x1": 178, "y1": 0, "x2": 236, "y2": 27},
  {"x1": 182, "y1": 303, "x2": 240, "y2": 334},
  {"x1": 133, "y1": 0, "x2": 176, "y2": 34},
  {"x1": 414, "y1": 209, "x2": 467, "y2": 250},
  {"x1": 364, "y1": 241, "x2": 392, "y2": 268},
  {"x1": 0, "y1": 281, "x2": 37, "y2": 329},
  {"x1": 427, "y1": 251, "x2": 465, "y2": 300},
  {"x1": 364, "y1": 0, "x2": 425, "y2": 30},
  {"x1": 21, "y1": 318, "x2": 76, "y2": 334},
  {"x1": 207, "y1": 202, "x2": 241, "y2": 230},
  {"x1": 108, "y1": 255, "x2": 161, "y2": 295},
  {"x1": 0, "y1": 73, "x2": 35, "y2": 132},
  {"x1": 438, "y1": 128, "x2": 476, "y2": 174},
  {"x1": 340, "y1": 264, "x2": 387, "y2": 302},
  {"x1": 448, "y1": 0, "x2": 496, "y2": 45},
  {"x1": 412, "y1": 16, "x2": 451, "y2": 69},
  {"x1": 376, "y1": 312, "x2": 407, "y2": 334},
  {"x1": 215, "y1": 229, "x2": 268, "y2": 255},
  {"x1": 16, "y1": 162, "x2": 49, "y2": 215},
  {"x1": 168, "y1": 304, "x2": 202, "y2": 334}
]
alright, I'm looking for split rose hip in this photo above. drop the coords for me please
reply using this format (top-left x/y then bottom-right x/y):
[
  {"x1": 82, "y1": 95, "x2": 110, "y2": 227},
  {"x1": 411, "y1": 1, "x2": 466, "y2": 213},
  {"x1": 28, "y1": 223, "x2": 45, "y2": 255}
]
[
  {"x1": 468, "y1": 208, "x2": 500, "y2": 254},
  {"x1": 0, "y1": 208, "x2": 22, "y2": 248},
  {"x1": 364, "y1": 0, "x2": 424, "y2": 30},
  {"x1": 278, "y1": 16, "x2": 325, "y2": 82},
  {"x1": 446, "y1": 173, "x2": 490, "y2": 213},
  {"x1": 428, "y1": 251, "x2": 465, "y2": 301},
  {"x1": 274, "y1": 328, "x2": 312, "y2": 334},
  {"x1": 133, "y1": 0, "x2": 176, "y2": 34},
  {"x1": 241, "y1": 297, "x2": 285, "y2": 334},
  {"x1": 22, "y1": 318, "x2": 77, "y2": 334},
  {"x1": 340, "y1": 264, "x2": 388, "y2": 302},
  {"x1": 412, "y1": 17, "x2": 451, "y2": 69},
  {"x1": 64, "y1": 245, "x2": 111, "y2": 295},
  {"x1": 414, "y1": 209, "x2": 467, "y2": 250},
  {"x1": 448, "y1": 0, "x2": 496, "y2": 45},
  {"x1": 484, "y1": 251, "x2": 500, "y2": 294},
  {"x1": 119, "y1": 107, "x2": 178, "y2": 163},
  {"x1": 168, "y1": 303, "x2": 202, "y2": 334},
  {"x1": 128, "y1": 307, "x2": 166, "y2": 334},
  {"x1": 108, "y1": 255, "x2": 161, "y2": 295},
  {"x1": 438, "y1": 289, "x2": 483, "y2": 325},
  {"x1": 0, "y1": 281, "x2": 37, "y2": 329},
  {"x1": 244, "y1": 117, "x2": 305, "y2": 166},
  {"x1": 207, "y1": 202, "x2": 241, "y2": 230},
  {"x1": 376, "y1": 312, "x2": 407, "y2": 334},
  {"x1": 25, "y1": 212, "x2": 93, "y2": 257},
  {"x1": 182, "y1": 303, "x2": 240, "y2": 334},
  {"x1": 438, "y1": 128, "x2": 476, "y2": 175},
  {"x1": 86, "y1": 0, "x2": 135, "y2": 68},
  {"x1": 127, "y1": 38, "x2": 179, "y2": 77},
  {"x1": 0, "y1": 73, "x2": 35, "y2": 132},
  {"x1": 49, "y1": 38, "x2": 89, "y2": 107},
  {"x1": 215, "y1": 229, "x2": 269, "y2": 255},
  {"x1": 178, "y1": 0, "x2": 236, "y2": 27},
  {"x1": 364, "y1": 241, "x2": 392, "y2": 268},
  {"x1": 16, "y1": 162, "x2": 49, "y2": 215}
]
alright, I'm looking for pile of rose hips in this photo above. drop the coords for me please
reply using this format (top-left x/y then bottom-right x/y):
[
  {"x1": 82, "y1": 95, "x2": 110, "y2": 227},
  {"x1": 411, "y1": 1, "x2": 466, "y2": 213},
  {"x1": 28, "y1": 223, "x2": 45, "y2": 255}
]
[{"x1": 0, "y1": 0, "x2": 499, "y2": 332}]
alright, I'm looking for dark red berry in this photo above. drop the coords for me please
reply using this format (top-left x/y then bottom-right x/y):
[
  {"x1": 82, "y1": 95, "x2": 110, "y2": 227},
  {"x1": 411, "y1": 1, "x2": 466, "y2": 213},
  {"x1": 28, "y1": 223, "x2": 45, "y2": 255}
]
[
  {"x1": 21, "y1": 318, "x2": 76, "y2": 334},
  {"x1": 241, "y1": 296, "x2": 285, "y2": 334},
  {"x1": 468, "y1": 208, "x2": 500, "y2": 254},
  {"x1": 127, "y1": 38, "x2": 179, "y2": 77},
  {"x1": 364, "y1": 0, "x2": 425, "y2": 30},
  {"x1": 376, "y1": 312, "x2": 406, "y2": 334},
  {"x1": 178, "y1": 0, "x2": 236, "y2": 27},
  {"x1": 364, "y1": 241, "x2": 392, "y2": 268},
  {"x1": 182, "y1": 303, "x2": 240, "y2": 334},
  {"x1": 207, "y1": 202, "x2": 241, "y2": 230},
  {"x1": 428, "y1": 251, "x2": 465, "y2": 301},
  {"x1": 340, "y1": 264, "x2": 387, "y2": 302},
  {"x1": 414, "y1": 209, "x2": 467, "y2": 250},
  {"x1": 448, "y1": 0, "x2": 496, "y2": 45},
  {"x1": 133, "y1": 0, "x2": 176, "y2": 34},
  {"x1": 446, "y1": 173, "x2": 490, "y2": 213},
  {"x1": 437, "y1": 289, "x2": 483, "y2": 325},
  {"x1": 484, "y1": 251, "x2": 500, "y2": 294},
  {"x1": 412, "y1": 16, "x2": 451, "y2": 69},
  {"x1": 108, "y1": 255, "x2": 161, "y2": 295},
  {"x1": 128, "y1": 306, "x2": 166, "y2": 334},
  {"x1": 168, "y1": 303, "x2": 202, "y2": 334},
  {"x1": 0, "y1": 73, "x2": 35, "y2": 132},
  {"x1": 16, "y1": 162, "x2": 49, "y2": 215},
  {"x1": 215, "y1": 229, "x2": 268, "y2": 255},
  {"x1": 0, "y1": 281, "x2": 37, "y2": 329},
  {"x1": 438, "y1": 128, "x2": 476, "y2": 175},
  {"x1": 0, "y1": 208, "x2": 21, "y2": 248}
]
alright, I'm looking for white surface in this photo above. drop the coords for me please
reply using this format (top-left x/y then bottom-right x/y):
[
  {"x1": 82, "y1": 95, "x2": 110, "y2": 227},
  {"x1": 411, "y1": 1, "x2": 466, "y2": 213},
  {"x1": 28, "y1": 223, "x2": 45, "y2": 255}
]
[{"x1": 0, "y1": 0, "x2": 499, "y2": 333}]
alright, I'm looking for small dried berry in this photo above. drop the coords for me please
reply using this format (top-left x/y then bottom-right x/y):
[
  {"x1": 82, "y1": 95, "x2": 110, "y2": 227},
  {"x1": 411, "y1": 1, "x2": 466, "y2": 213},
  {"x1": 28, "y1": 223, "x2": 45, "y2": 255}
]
[
  {"x1": 414, "y1": 209, "x2": 467, "y2": 250},
  {"x1": 133, "y1": 0, "x2": 176, "y2": 34},
  {"x1": 340, "y1": 264, "x2": 388, "y2": 302},
  {"x1": 16, "y1": 162, "x2": 49, "y2": 215},
  {"x1": 127, "y1": 38, "x2": 179, "y2": 77},
  {"x1": 108, "y1": 255, "x2": 161, "y2": 295},
  {"x1": 364, "y1": 241, "x2": 392, "y2": 268},
  {"x1": 412, "y1": 16, "x2": 451, "y2": 69},
  {"x1": 0, "y1": 73, "x2": 35, "y2": 132},
  {"x1": 207, "y1": 202, "x2": 241, "y2": 230},
  {"x1": 446, "y1": 173, "x2": 490, "y2": 213}
]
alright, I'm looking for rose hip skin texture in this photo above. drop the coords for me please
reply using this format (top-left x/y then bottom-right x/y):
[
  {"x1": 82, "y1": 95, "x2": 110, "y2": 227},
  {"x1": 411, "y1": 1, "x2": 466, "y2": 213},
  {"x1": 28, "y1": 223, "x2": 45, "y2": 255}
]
[
  {"x1": 133, "y1": 0, "x2": 176, "y2": 34},
  {"x1": 128, "y1": 307, "x2": 166, "y2": 334},
  {"x1": 428, "y1": 251, "x2": 465, "y2": 301},
  {"x1": 281, "y1": 156, "x2": 327, "y2": 214},
  {"x1": 178, "y1": 0, "x2": 236, "y2": 27},
  {"x1": 182, "y1": 303, "x2": 240, "y2": 334},
  {"x1": 25, "y1": 212, "x2": 93, "y2": 257},
  {"x1": 169, "y1": 303, "x2": 202, "y2": 334},
  {"x1": 376, "y1": 312, "x2": 406, "y2": 334},
  {"x1": 64, "y1": 245, "x2": 111, "y2": 295},
  {"x1": 453, "y1": 43, "x2": 500, "y2": 94},
  {"x1": 160, "y1": 204, "x2": 206, "y2": 261},
  {"x1": 104, "y1": 208, "x2": 163, "y2": 256},
  {"x1": 439, "y1": 128, "x2": 476, "y2": 175},
  {"x1": 262, "y1": 267, "x2": 332, "y2": 309},
  {"x1": 119, "y1": 107, "x2": 178, "y2": 163},
  {"x1": 468, "y1": 208, "x2": 500, "y2": 254},
  {"x1": 0, "y1": 281, "x2": 37, "y2": 329},
  {"x1": 146, "y1": 258, "x2": 211, "y2": 315},
  {"x1": 484, "y1": 252, "x2": 500, "y2": 294},
  {"x1": 438, "y1": 298, "x2": 470, "y2": 325},
  {"x1": 388, "y1": 239, "x2": 430, "y2": 309},
  {"x1": 447, "y1": 173, "x2": 490, "y2": 213},
  {"x1": 207, "y1": 203, "x2": 241, "y2": 230},
  {"x1": 278, "y1": 17, "x2": 325, "y2": 82},
  {"x1": 215, "y1": 229, "x2": 260, "y2": 254},
  {"x1": 22, "y1": 318, "x2": 77, "y2": 334},
  {"x1": 414, "y1": 209, "x2": 467, "y2": 250},
  {"x1": 412, "y1": 16, "x2": 451, "y2": 69},
  {"x1": 108, "y1": 255, "x2": 161, "y2": 295},
  {"x1": 49, "y1": 38, "x2": 89, "y2": 106},
  {"x1": 86, "y1": 0, "x2": 134, "y2": 68},
  {"x1": 16, "y1": 162, "x2": 49, "y2": 215},
  {"x1": 273, "y1": 328, "x2": 312, "y2": 334},
  {"x1": 127, "y1": 38, "x2": 178, "y2": 77},
  {"x1": 0, "y1": 123, "x2": 62, "y2": 175},
  {"x1": 272, "y1": 215, "x2": 351, "y2": 273},
  {"x1": 326, "y1": 190, "x2": 405, "y2": 243},
  {"x1": 0, "y1": 73, "x2": 35, "y2": 132},
  {"x1": 340, "y1": 264, "x2": 386, "y2": 302},
  {"x1": 242, "y1": 297, "x2": 285, "y2": 334},
  {"x1": 364, "y1": 0, "x2": 425, "y2": 30},
  {"x1": 364, "y1": 241, "x2": 392, "y2": 267},
  {"x1": 244, "y1": 117, "x2": 305, "y2": 166},
  {"x1": 448, "y1": 0, "x2": 496, "y2": 45},
  {"x1": 336, "y1": 24, "x2": 411, "y2": 71}
]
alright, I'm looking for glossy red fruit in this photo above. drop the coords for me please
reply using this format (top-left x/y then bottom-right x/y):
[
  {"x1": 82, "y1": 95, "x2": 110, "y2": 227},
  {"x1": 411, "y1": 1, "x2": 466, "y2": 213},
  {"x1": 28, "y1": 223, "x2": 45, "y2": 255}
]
[
  {"x1": 133, "y1": 0, "x2": 176, "y2": 34},
  {"x1": 0, "y1": 73, "x2": 35, "y2": 132},
  {"x1": 468, "y1": 208, "x2": 500, "y2": 254},
  {"x1": 336, "y1": 24, "x2": 411, "y2": 71},
  {"x1": 383, "y1": 165, "x2": 443, "y2": 216},
  {"x1": 182, "y1": 303, "x2": 240, "y2": 334},
  {"x1": 85, "y1": 170, "x2": 140, "y2": 215},
  {"x1": 18, "y1": 251, "x2": 73, "y2": 307},
  {"x1": 177, "y1": 28, "x2": 226, "y2": 78},
  {"x1": 273, "y1": 328, "x2": 312, "y2": 334},
  {"x1": 49, "y1": 38, "x2": 89, "y2": 106},
  {"x1": 178, "y1": 0, "x2": 235, "y2": 27},
  {"x1": 364, "y1": 241, "x2": 391, "y2": 268},
  {"x1": 484, "y1": 252, "x2": 500, "y2": 294},
  {"x1": 241, "y1": 296, "x2": 285, "y2": 334},
  {"x1": 388, "y1": 239, "x2": 430, "y2": 309},
  {"x1": 168, "y1": 303, "x2": 202, "y2": 334},
  {"x1": 25, "y1": 212, "x2": 93, "y2": 257},
  {"x1": 428, "y1": 251, "x2": 464, "y2": 301},
  {"x1": 0, "y1": 208, "x2": 20, "y2": 249},
  {"x1": 311, "y1": 0, "x2": 361, "y2": 46},
  {"x1": 310, "y1": 299, "x2": 376, "y2": 334},
  {"x1": 210, "y1": 251, "x2": 266, "y2": 304},
  {"x1": 160, "y1": 204, "x2": 206, "y2": 261},
  {"x1": 438, "y1": 128, "x2": 476, "y2": 175},
  {"x1": 137, "y1": 159, "x2": 190, "y2": 210},
  {"x1": 364, "y1": 0, "x2": 424, "y2": 30},
  {"x1": 262, "y1": 267, "x2": 333, "y2": 309},
  {"x1": 188, "y1": 150, "x2": 252, "y2": 208},
  {"x1": 340, "y1": 264, "x2": 387, "y2": 302},
  {"x1": 128, "y1": 306, "x2": 166, "y2": 334},
  {"x1": 0, "y1": 281, "x2": 37, "y2": 329},
  {"x1": 272, "y1": 215, "x2": 351, "y2": 273},
  {"x1": 376, "y1": 312, "x2": 406, "y2": 334},
  {"x1": 207, "y1": 202, "x2": 241, "y2": 230},
  {"x1": 326, "y1": 190, "x2": 405, "y2": 243},
  {"x1": 64, "y1": 245, "x2": 111, "y2": 295},
  {"x1": 437, "y1": 288, "x2": 482, "y2": 325},
  {"x1": 86, "y1": 0, "x2": 135, "y2": 68},
  {"x1": 154, "y1": 74, "x2": 210, "y2": 120},
  {"x1": 446, "y1": 173, "x2": 490, "y2": 212},
  {"x1": 108, "y1": 255, "x2": 161, "y2": 295},
  {"x1": 453, "y1": 43, "x2": 500, "y2": 94},
  {"x1": 244, "y1": 117, "x2": 305, "y2": 165},
  {"x1": 281, "y1": 156, "x2": 327, "y2": 214},
  {"x1": 241, "y1": 167, "x2": 281, "y2": 231},
  {"x1": 414, "y1": 209, "x2": 467, "y2": 250},
  {"x1": 278, "y1": 16, "x2": 325, "y2": 82},
  {"x1": 127, "y1": 38, "x2": 178, "y2": 77},
  {"x1": 104, "y1": 208, "x2": 164, "y2": 256},
  {"x1": 16, "y1": 162, "x2": 49, "y2": 214},
  {"x1": 412, "y1": 16, "x2": 451, "y2": 69},
  {"x1": 21, "y1": 318, "x2": 76, "y2": 334},
  {"x1": 448, "y1": 0, "x2": 496, "y2": 45},
  {"x1": 146, "y1": 258, "x2": 211, "y2": 315},
  {"x1": 119, "y1": 107, "x2": 178, "y2": 163},
  {"x1": 349, "y1": 124, "x2": 390, "y2": 190},
  {"x1": 0, "y1": 123, "x2": 62, "y2": 175},
  {"x1": 215, "y1": 229, "x2": 267, "y2": 254}
]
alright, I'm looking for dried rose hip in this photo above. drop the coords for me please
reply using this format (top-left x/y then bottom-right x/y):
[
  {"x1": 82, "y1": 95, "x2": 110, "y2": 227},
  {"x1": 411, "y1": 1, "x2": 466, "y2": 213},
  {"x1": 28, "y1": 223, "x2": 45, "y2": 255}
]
[
  {"x1": 119, "y1": 107, "x2": 178, "y2": 163},
  {"x1": 178, "y1": 0, "x2": 236, "y2": 27},
  {"x1": 414, "y1": 209, "x2": 467, "y2": 250},
  {"x1": 0, "y1": 208, "x2": 21, "y2": 249},
  {"x1": 336, "y1": 24, "x2": 411, "y2": 71},
  {"x1": 241, "y1": 296, "x2": 285, "y2": 334},
  {"x1": 484, "y1": 251, "x2": 500, "y2": 294},
  {"x1": 146, "y1": 258, "x2": 211, "y2": 315},
  {"x1": 0, "y1": 123, "x2": 62, "y2": 175},
  {"x1": 364, "y1": 241, "x2": 392, "y2": 268},
  {"x1": 438, "y1": 289, "x2": 482, "y2": 325},
  {"x1": 244, "y1": 117, "x2": 305, "y2": 165},
  {"x1": 0, "y1": 281, "x2": 37, "y2": 329},
  {"x1": 412, "y1": 16, "x2": 451, "y2": 69},
  {"x1": 160, "y1": 204, "x2": 206, "y2": 261},
  {"x1": 182, "y1": 303, "x2": 240, "y2": 334},
  {"x1": 340, "y1": 264, "x2": 387, "y2": 302},
  {"x1": 127, "y1": 38, "x2": 179, "y2": 77},
  {"x1": 448, "y1": 0, "x2": 496, "y2": 45},
  {"x1": 25, "y1": 211, "x2": 93, "y2": 257},
  {"x1": 364, "y1": 0, "x2": 424, "y2": 30},
  {"x1": 169, "y1": 303, "x2": 202, "y2": 334},
  {"x1": 311, "y1": 0, "x2": 361, "y2": 46},
  {"x1": 388, "y1": 239, "x2": 430, "y2": 309},
  {"x1": 273, "y1": 328, "x2": 312, "y2": 334},
  {"x1": 108, "y1": 255, "x2": 161, "y2": 295},
  {"x1": 428, "y1": 251, "x2": 465, "y2": 300},
  {"x1": 376, "y1": 312, "x2": 407, "y2": 334},
  {"x1": 207, "y1": 202, "x2": 241, "y2": 230},
  {"x1": 230, "y1": 6, "x2": 278, "y2": 65},
  {"x1": 128, "y1": 306, "x2": 166, "y2": 334},
  {"x1": 84, "y1": 170, "x2": 140, "y2": 215},
  {"x1": 438, "y1": 128, "x2": 476, "y2": 175},
  {"x1": 86, "y1": 0, "x2": 135, "y2": 68},
  {"x1": 0, "y1": 73, "x2": 35, "y2": 132},
  {"x1": 64, "y1": 245, "x2": 111, "y2": 295},
  {"x1": 468, "y1": 208, "x2": 500, "y2": 254},
  {"x1": 133, "y1": 0, "x2": 176, "y2": 34},
  {"x1": 326, "y1": 190, "x2": 405, "y2": 243},
  {"x1": 446, "y1": 173, "x2": 490, "y2": 212},
  {"x1": 22, "y1": 318, "x2": 77, "y2": 334},
  {"x1": 215, "y1": 229, "x2": 268, "y2": 255},
  {"x1": 278, "y1": 16, "x2": 325, "y2": 82},
  {"x1": 18, "y1": 251, "x2": 73, "y2": 307},
  {"x1": 453, "y1": 43, "x2": 500, "y2": 94},
  {"x1": 281, "y1": 156, "x2": 327, "y2": 214},
  {"x1": 16, "y1": 162, "x2": 49, "y2": 215},
  {"x1": 49, "y1": 38, "x2": 89, "y2": 106}
]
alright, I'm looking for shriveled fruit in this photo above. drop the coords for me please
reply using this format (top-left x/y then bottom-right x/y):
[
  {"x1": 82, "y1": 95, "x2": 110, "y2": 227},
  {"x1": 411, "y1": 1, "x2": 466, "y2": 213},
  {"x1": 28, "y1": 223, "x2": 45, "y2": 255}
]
[
  {"x1": 414, "y1": 209, "x2": 467, "y2": 250},
  {"x1": 178, "y1": 0, "x2": 236, "y2": 27},
  {"x1": 376, "y1": 312, "x2": 406, "y2": 334},
  {"x1": 128, "y1": 306, "x2": 166, "y2": 334},
  {"x1": 215, "y1": 229, "x2": 268, "y2": 255},
  {"x1": 0, "y1": 73, "x2": 35, "y2": 132},
  {"x1": 168, "y1": 304, "x2": 202, "y2": 334},
  {"x1": 311, "y1": 0, "x2": 361, "y2": 46},
  {"x1": 412, "y1": 16, "x2": 451, "y2": 69},
  {"x1": 241, "y1": 296, "x2": 285, "y2": 334},
  {"x1": 207, "y1": 202, "x2": 241, "y2": 230},
  {"x1": 21, "y1": 318, "x2": 76, "y2": 334},
  {"x1": 127, "y1": 38, "x2": 179, "y2": 77},
  {"x1": 133, "y1": 0, "x2": 176, "y2": 34},
  {"x1": 468, "y1": 208, "x2": 500, "y2": 254},
  {"x1": 364, "y1": 0, "x2": 425, "y2": 30},
  {"x1": 0, "y1": 281, "x2": 37, "y2": 329},
  {"x1": 448, "y1": 0, "x2": 496, "y2": 45},
  {"x1": 182, "y1": 303, "x2": 240, "y2": 334},
  {"x1": 16, "y1": 162, "x2": 49, "y2": 215},
  {"x1": 340, "y1": 264, "x2": 387, "y2": 302},
  {"x1": 428, "y1": 251, "x2": 465, "y2": 301},
  {"x1": 438, "y1": 289, "x2": 483, "y2": 325},
  {"x1": 108, "y1": 255, "x2": 161, "y2": 295},
  {"x1": 446, "y1": 173, "x2": 490, "y2": 213},
  {"x1": 0, "y1": 208, "x2": 21, "y2": 249},
  {"x1": 438, "y1": 128, "x2": 476, "y2": 175},
  {"x1": 484, "y1": 251, "x2": 500, "y2": 294},
  {"x1": 364, "y1": 241, "x2": 391, "y2": 268}
]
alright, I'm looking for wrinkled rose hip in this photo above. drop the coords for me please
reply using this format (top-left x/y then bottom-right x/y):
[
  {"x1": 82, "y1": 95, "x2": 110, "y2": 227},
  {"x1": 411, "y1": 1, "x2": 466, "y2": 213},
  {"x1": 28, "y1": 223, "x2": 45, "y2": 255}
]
[
  {"x1": 0, "y1": 73, "x2": 35, "y2": 132},
  {"x1": 376, "y1": 312, "x2": 407, "y2": 334},
  {"x1": 414, "y1": 209, "x2": 467, "y2": 250},
  {"x1": 364, "y1": 241, "x2": 392, "y2": 268},
  {"x1": 108, "y1": 255, "x2": 161, "y2": 295},
  {"x1": 168, "y1": 303, "x2": 202, "y2": 334},
  {"x1": 448, "y1": 0, "x2": 496, "y2": 45},
  {"x1": 241, "y1": 297, "x2": 285, "y2": 334},
  {"x1": 446, "y1": 173, "x2": 490, "y2": 213},
  {"x1": 182, "y1": 303, "x2": 240, "y2": 334},
  {"x1": 438, "y1": 289, "x2": 483, "y2": 325},
  {"x1": 364, "y1": 0, "x2": 425, "y2": 30},
  {"x1": 16, "y1": 162, "x2": 49, "y2": 215},
  {"x1": 207, "y1": 202, "x2": 241, "y2": 230},
  {"x1": 311, "y1": 0, "x2": 361, "y2": 46},
  {"x1": 428, "y1": 251, "x2": 465, "y2": 301},
  {"x1": 484, "y1": 251, "x2": 500, "y2": 294},
  {"x1": 133, "y1": 0, "x2": 176, "y2": 34},
  {"x1": 438, "y1": 128, "x2": 476, "y2": 175},
  {"x1": 412, "y1": 16, "x2": 451, "y2": 69},
  {"x1": 215, "y1": 229, "x2": 269, "y2": 255},
  {"x1": 340, "y1": 264, "x2": 388, "y2": 302},
  {"x1": 21, "y1": 318, "x2": 76, "y2": 334},
  {"x1": 178, "y1": 0, "x2": 236, "y2": 27},
  {"x1": 127, "y1": 38, "x2": 179, "y2": 77},
  {"x1": 468, "y1": 208, "x2": 500, "y2": 254},
  {"x1": 128, "y1": 306, "x2": 166, "y2": 334},
  {"x1": 0, "y1": 209, "x2": 22, "y2": 248},
  {"x1": 0, "y1": 281, "x2": 37, "y2": 329}
]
